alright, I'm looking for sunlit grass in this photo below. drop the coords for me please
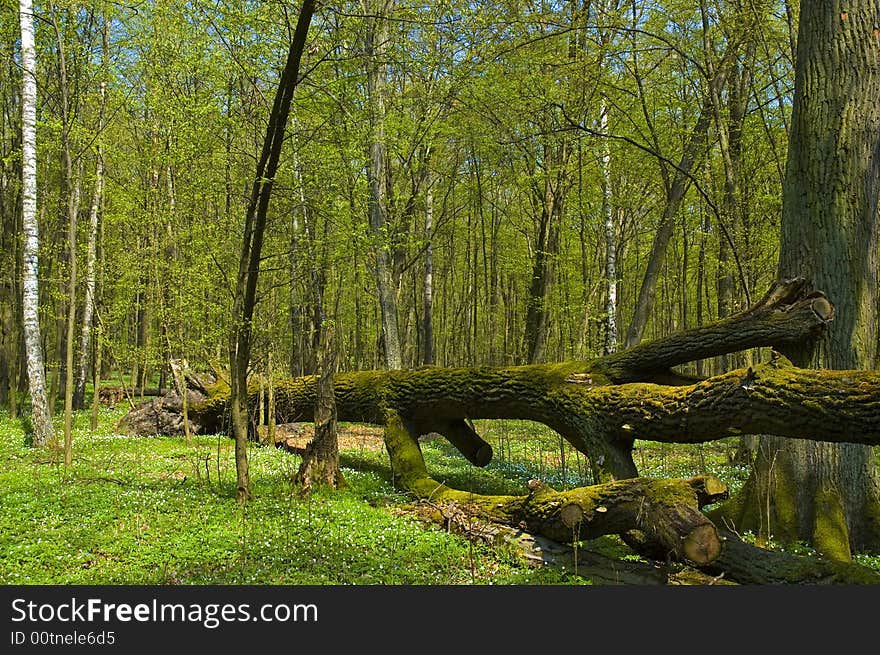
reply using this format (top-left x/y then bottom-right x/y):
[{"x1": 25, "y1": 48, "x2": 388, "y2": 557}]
[
  {"x1": 0, "y1": 409, "x2": 585, "y2": 585},
  {"x1": 2, "y1": 407, "x2": 878, "y2": 584}
]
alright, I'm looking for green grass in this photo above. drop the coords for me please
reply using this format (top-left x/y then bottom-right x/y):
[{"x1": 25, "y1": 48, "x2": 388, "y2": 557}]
[
  {"x1": 2, "y1": 407, "x2": 878, "y2": 584},
  {"x1": 0, "y1": 409, "x2": 588, "y2": 585}
]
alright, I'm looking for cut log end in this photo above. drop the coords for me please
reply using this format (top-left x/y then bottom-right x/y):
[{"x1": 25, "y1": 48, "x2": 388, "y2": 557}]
[
  {"x1": 681, "y1": 524, "x2": 723, "y2": 565},
  {"x1": 810, "y1": 296, "x2": 834, "y2": 322},
  {"x1": 688, "y1": 475, "x2": 729, "y2": 507}
]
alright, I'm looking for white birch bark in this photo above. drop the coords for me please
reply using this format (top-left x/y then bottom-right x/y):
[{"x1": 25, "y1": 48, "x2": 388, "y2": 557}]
[
  {"x1": 73, "y1": 149, "x2": 103, "y2": 408},
  {"x1": 600, "y1": 100, "x2": 617, "y2": 354},
  {"x1": 19, "y1": 0, "x2": 53, "y2": 446}
]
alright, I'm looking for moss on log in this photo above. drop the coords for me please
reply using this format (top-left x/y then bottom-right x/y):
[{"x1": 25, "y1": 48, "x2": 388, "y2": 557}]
[
  {"x1": 120, "y1": 279, "x2": 854, "y2": 481},
  {"x1": 119, "y1": 353, "x2": 880, "y2": 479},
  {"x1": 701, "y1": 528, "x2": 880, "y2": 585},
  {"x1": 409, "y1": 504, "x2": 670, "y2": 584},
  {"x1": 380, "y1": 408, "x2": 727, "y2": 565},
  {"x1": 115, "y1": 278, "x2": 880, "y2": 579}
]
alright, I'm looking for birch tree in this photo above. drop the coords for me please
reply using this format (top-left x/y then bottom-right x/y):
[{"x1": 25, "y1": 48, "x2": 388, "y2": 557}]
[{"x1": 19, "y1": 0, "x2": 53, "y2": 447}]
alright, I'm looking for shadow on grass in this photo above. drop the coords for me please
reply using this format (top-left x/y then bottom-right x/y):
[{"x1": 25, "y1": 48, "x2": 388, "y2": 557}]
[{"x1": 337, "y1": 443, "x2": 527, "y2": 497}]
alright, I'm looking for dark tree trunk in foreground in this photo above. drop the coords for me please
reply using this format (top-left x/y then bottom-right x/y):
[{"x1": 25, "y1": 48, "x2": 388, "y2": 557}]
[
  {"x1": 293, "y1": 325, "x2": 344, "y2": 491},
  {"x1": 229, "y1": 0, "x2": 315, "y2": 503},
  {"x1": 119, "y1": 278, "x2": 880, "y2": 582},
  {"x1": 713, "y1": 0, "x2": 880, "y2": 559}
]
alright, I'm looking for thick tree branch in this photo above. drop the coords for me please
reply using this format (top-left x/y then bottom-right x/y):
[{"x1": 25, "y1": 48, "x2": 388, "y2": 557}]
[
  {"x1": 596, "y1": 276, "x2": 833, "y2": 382},
  {"x1": 117, "y1": 281, "x2": 875, "y2": 486},
  {"x1": 380, "y1": 408, "x2": 725, "y2": 565}
]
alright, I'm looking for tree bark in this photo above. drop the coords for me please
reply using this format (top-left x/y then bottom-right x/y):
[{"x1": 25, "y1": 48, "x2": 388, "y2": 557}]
[
  {"x1": 365, "y1": 0, "x2": 403, "y2": 370},
  {"x1": 50, "y1": 6, "x2": 81, "y2": 468},
  {"x1": 18, "y1": 0, "x2": 53, "y2": 447},
  {"x1": 73, "y1": 149, "x2": 103, "y2": 410},
  {"x1": 600, "y1": 99, "x2": 617, "y2": 355},
  {"x1": 411, "y1": 503, "x2": 671, "y2": 584},
  {"x1": 229, "y1": 0, "x2": 315, "y2": 503},
  {"x1": 718, "y1": 0, "x2": 880, "y2": 558},
  {"x1": 422, "y1": 175, "x2": 434, "y2": 365},
  {"x1": 522, "y1": 149, "x2": 568, "y2": 364},
  {"x1": 294, "y1": 325, "x2": 343, "y2": 491},
  {"x1": 169, "y1": 359, "x2": 191, "y2": 446},
  {"x1": 119, "y1": 279, "x2": 880, "y2": 577},
  {"x1": 701, "y1": 527, "x2": 880, "y2": 584},
  {"x1": 624, "y1": 52, "x2": 734, "y2": 348},
  {"x1": 120, "y1": 278, "x2": 864, "y2": 451}
]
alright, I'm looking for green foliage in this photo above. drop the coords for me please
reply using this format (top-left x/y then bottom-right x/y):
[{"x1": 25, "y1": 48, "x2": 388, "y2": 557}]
[
  {"x1": 0, "y1": 0, "x2": 799, "y2": 384},
  {"x1": 4, "y1": 0, "x2": 878, "y2": 578}
]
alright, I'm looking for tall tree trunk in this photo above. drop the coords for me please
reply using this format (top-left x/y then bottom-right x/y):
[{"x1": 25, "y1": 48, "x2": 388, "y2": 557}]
[
  {"x1": 624, "y1": 45, "x2": 738, "y2": 349},
  {"x1": 19, "y1": 0, "x2": 53, "y2": 447},
  {"x1": 61, "y1": 150, "x2": 78, "y2": 466},
  {"x1": 523, "y1": 144, "x2": 568, "y2": 364},
  {"x1": 133, "y1": 282, "x2": 150, "y2": 392},
  {"x1": 50, "y1": 6, "x2": 81, "y2": 468},
  {"x1": 0, "y1": 93, "x2": 19, "y2": 413},
  {"x1": 522, "y1": 0, "x2": 588, "y2": 364},
  {"x1": 600, "y1": 100, "x2": 617, "y2": 355},
  {"x1": 289, "y1": 133, "x2": 306, "y2": 377},
  {"x1": 423, "y1": 175, "x2": 434, "y2": 365},
  {"x1": 716, "y1": 0, "x2": 880, "y2": 558},
  {"x1": 0, "y1": 50, "x2": 17, "y2": 411},
  {"x1": 365, "y1": 0, "x2": 402, "y2": 370},
  {"x1": 723, "y1": 43, "x2": 759, "y2": 464},
  {"x1": 624, "y1": 102, "x2": 713, "y2": 348},
  {"x1": 72, "y1": 149, "x2": 102, "y2": 409},
  {"x1": 158, "y1": 160, "x2": 178, "y2": 394},
  {"x1": 294, "y1": 321, "x2": 343, "y2": 491},
  {"x1": 89, "y1": 319, "x2": 101, "y2": 431},
  {"x1": 229, "y1": 0, "x2": 315, "y2": 503}
]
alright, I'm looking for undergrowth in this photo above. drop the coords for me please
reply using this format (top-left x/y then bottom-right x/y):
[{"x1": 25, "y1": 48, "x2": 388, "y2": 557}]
[
  {"x1": 0, "y1": 409, "x2": 585, "y2": 585},
  {"x1": 2, "y1": 408, "x2": 878, "y2": 584}
]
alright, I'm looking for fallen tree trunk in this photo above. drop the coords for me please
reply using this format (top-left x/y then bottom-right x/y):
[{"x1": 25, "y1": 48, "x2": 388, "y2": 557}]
[
  {"x1": 97, "y1": 386, "x2": 171, "y2": 405},
  {"x1": 408, "y1": 502, "x2": 671, "y2": 584},
  {"x1": 116, "y1": 278, "x2": 880, "y2": 577},
  {"x1": 381, "y1": 407, "x2": 729, "y2": 565},
  {"x1": 410, "y1": 504, "x2": 880, "y2": 584},
  {"x1": 701, "y1": 528, "x2": 880, "y2": 584}
]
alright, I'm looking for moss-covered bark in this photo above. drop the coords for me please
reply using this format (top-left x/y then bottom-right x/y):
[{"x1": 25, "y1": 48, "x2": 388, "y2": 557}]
[
  {"x1": 116, "y1": 279, "x2": 880, "y2": 576},
  {"x1": 731, "y1": 0, "x2": 880, "y2": 561},
  {"x1": 380, "y1": 408, "x2": 727, "y2": 564},
  {"x1": 121, "y1": 353, "x2": 880, "y2": 470},
  {"x1": 702, "y1": 528, "x2": 880, "y2": 585}
]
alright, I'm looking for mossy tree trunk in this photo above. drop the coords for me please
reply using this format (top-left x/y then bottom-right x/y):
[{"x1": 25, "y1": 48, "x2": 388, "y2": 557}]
[
  {"x1": 119, "y1": 278, "x2": 880, "y2": 573},
  {"x1": 293, "y1": 323, "x2": 344, "y2": 491},
  {"x1": 713, "y1": 0, "x2": 880, "y2": 559}
]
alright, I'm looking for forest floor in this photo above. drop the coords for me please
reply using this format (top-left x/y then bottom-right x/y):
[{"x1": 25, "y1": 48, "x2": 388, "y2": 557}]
[{"x1": 2, "y1": 404, "x2": 879, "y2": 585}]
